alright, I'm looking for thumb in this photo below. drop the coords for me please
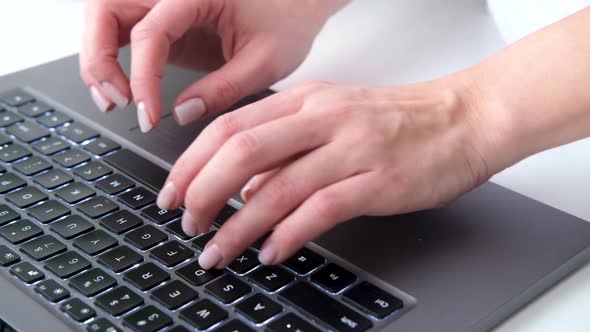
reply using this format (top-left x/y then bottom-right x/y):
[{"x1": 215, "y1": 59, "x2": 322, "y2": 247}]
[{"x1": 173, "y1": 44, "x2": 281, "y2": 126}]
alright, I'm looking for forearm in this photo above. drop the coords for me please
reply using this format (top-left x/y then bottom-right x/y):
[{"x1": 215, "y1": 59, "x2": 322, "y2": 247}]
[{"x1": 466, "y1": 7, "x2": 590, "y2": 172}]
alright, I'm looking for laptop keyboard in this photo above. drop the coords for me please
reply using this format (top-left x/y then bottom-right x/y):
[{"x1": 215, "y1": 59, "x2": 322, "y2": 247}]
[{"x1": 0, "y1": 88, "x2": 409, "y2": 332}]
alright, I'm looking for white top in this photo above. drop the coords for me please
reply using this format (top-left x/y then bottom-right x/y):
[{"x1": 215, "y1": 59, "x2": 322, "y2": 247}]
[{"x1": 488, "y1": 0, "x2": 590, "y2": 43}]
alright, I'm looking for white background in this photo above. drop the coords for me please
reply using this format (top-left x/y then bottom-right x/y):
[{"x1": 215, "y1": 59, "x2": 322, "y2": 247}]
[{"x1": 0, "y1": 0, "x2": 589, "y2": 331}]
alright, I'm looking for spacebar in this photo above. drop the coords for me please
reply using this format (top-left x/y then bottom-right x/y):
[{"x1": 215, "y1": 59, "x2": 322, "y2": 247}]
[
  {"x1": 103, "y1": 149, "x2": 168, "y2": 191},
  {"x1": 279, "y1": 282, "x2": 373, "y2": 332}
]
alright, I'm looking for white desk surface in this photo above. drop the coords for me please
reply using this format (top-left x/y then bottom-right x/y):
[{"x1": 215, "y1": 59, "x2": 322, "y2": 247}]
[{"x1": 1, "y1": 0, "x2": 589, "y2": 331}]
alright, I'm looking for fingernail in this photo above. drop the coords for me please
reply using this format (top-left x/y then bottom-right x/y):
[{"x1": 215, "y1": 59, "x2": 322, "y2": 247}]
[
  {"x1": 101, "y1": 82, "x2": 128, "y2": 108},
  {"x1": 199, "y1": 243, "x2": 221, "y2": 270},
  {"x1": 258, "y1": 244, "x2": 277, "y2": 265},
  {"x1": 157, "y1": 182, "x2": 177, "y2": 210},
  {"x1": 240, "y1": 176, "x2": 257, "y2": 202},
  {"x1": 137, "y1": 101, "x2": 153, "y2": 133},
  {"x1": 181, "y1": 211, "x2": 199, "y2": 237},
  {"x1": 90, "y1": 85, "x2": 111, "y2": 112},
  {"x1": 174, "y1": 98, "x2": 206, "y2": 126}
]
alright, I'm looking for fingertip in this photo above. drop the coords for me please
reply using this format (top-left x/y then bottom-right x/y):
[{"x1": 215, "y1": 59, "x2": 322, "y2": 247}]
[
  {"x1": 258, "y1": 243, "x2": 277, "y2": 265},
  {"x1": 157, "y1": 182, "x2": 178, "y2": 210},
  {"x1": 174, "y1": 97, "x2": 207, "y2": 126},
  {"x1": 136, "y1": 101, "x2": 153, "y2": 133},
  {"x1": 101, "y1": 81, "x2": 129, "y2": 109},
  {"x1": 181, "y1": 211, "x2": 199, "y2": 237},
  {"x1": 89, "y1": 85, "x2": 113, "y2": 112}
]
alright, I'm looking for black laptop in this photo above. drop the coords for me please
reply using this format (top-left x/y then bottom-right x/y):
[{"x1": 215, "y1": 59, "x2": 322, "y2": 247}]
[{"x1": 0, "y1": 48, "x2": 588, "y2": 332}]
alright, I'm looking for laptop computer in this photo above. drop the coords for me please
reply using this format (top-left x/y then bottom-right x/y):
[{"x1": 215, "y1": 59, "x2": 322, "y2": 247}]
[{"x1": 0, "y1": 47, "x2": 588, "y2": 332}]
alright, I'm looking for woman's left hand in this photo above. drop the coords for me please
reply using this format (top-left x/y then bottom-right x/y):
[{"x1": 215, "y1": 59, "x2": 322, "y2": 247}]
[{"x1": 158, "y1": 76, "x2": 503, "y2": 269}]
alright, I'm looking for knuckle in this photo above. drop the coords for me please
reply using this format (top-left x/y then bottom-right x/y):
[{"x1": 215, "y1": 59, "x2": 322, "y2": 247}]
[
  {"x1": 227, "y1": 130, "x2": 261, "y2": 166},
  {"x1": 209, "y1": 113, "x2": 240, "y2": 140},
  {"x1": 265, "y1": 177, "x2": 297, "y2": 209},
  {"x1": 130, "y1": 23, "x2": 158, "y2": 44},
  {"x1": 210, "y1": 77, "x2": 241, "y2": 107},
  {"x1": 310, "y1": 190, "x2": 341, "y2": 221}
]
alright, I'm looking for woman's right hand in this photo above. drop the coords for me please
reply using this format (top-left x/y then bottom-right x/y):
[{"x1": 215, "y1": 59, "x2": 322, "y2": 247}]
[{"x1": 80, "y1": 0, "x2": 348, "y2": 132}]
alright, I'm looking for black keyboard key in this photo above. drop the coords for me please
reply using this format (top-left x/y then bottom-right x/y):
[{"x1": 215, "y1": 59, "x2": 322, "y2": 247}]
[
  {"x1": 206, "y1": 274, "x2": 251, "y2": 304},
  {"x1": 119, "y1": 187, "x2": 156, "y2": 210},
  {"x1": 0, "y1": 219, "x2": 43, "y2": 244},
  {"x1": 179, "y1": 299, "x2": 228, "y2": 330},
  {"x1": 0, "y1": 90, "x2": 34, "y2": 107},
  {"x1": 84, "y1": 137, "x2": 120, "y2": 156},
  {"x1": 192, "y1": 231, "x2": 216, "y2": 251},
  {"x1": 0, "y1": 112, "x2": 24, "y2": 127},
  {"x1": 150, "y1": 240, "x2": 193, "y2": 267},
  {"x1": 0, "y1": 245, "x2": 20, "y2": 266},
  {"x1": 53, "y1": 149, "x2": 90, "y2": 168},
  {"x1": 55, "y1": 182, "x2": 96, "y2": 204},
  {"x1": 37, "y1": 111, "x2": 72, "y2": 128},
  {"x1": 100, "y1": 210, "x2": 142, "y2": 234},
  {"x1": 13, "y1": 156, "x2": 52, "y2": 176},
  {"x1": 86, "y1": 318, "x2": 120, "y2": 332},
  {"x1": 216, "y1": 320, "x2": 255, "y2": 332},
  {"x1": 125, "y1": 225, "x2": 167, "y2": 250},
  {"x1": 70, "y1": 268, "x2": 117, "y2": 297},
  {"x1": 0, "y1": 144, "x2": 31, "y2": 162},
  {"x1": 74, "y1": 230, "x2": 118, "y2": 256},
  {"x1": 176, "y1": 261, "x2": 223, "y2": 287},
  {"x1": 123, "y1": 305, "x2": 172, "y2": 332},
  {"x1": 27, "y1": 200, "x2": 71, "y2": 223},
  {"x1": 166, "y1": 220, "x2": 194, "y2": 240},
  {"x1": 20, "y1": 234, "x2": 66, "y2": 261},
  {"x1": 7, "y1": 122, "x2": 50, "y2": 143},
  {"x1": 213, "y1": 205, "x2": 238, "y2": 228},
  {"x1": 267, "y1": 313, "x2": 322, "y2": 332},
  {"x1": 32, "y1": 137, "x2": 70, "y2": 156},
  {"x1": 227, "y1": 249, "x2": 260, "y2": 275},
  {"x1": 124, "y1": 262, "x2": 170, "y2": 291},
  {"x1": 141, "y1": 205, "x2": 182, "y2": 225},
  {"x1": 249, "y1": 266, "x2": 294, "y2": 292},
  {"x1": 103, "y1": 149, "x2": 168, "y2": 193},
  {"x1": 77, "y1": 196, "x2": 118, "y2": 219},
  {"x1": 35, "y1": 279, "x2": 70, "y2": 302},
  {"x1": 236, "y1": 293, "x2": 282, "y2": 324},
  {"x1": 167, "y1": 326, "x2": 190, "y2": 332},
  {"x1": 50, "y1": 214, "x2": 94, "y2": 239},
  {"x1": 343, "y1": 281, "x2": 403, "y2": 319},
  {"x1": 0, "y1": 132, "x2": 12, "y2": 146},
  {"x1": 45, "y1": 251, "x2": 92, "y2": 278},
  {"x1": 310, "y1": 263, "x2": 357, "y2": 293},
  {"x1": 280, "y1": 282, "x2": 373, "y2": 332},
  {"x1": 0, "y1": 172, "x2": 26, "y2": 193},
  {"x1": 58, "y1": 123, "x2": 99, "y2": 143},
  {"x1": 6, "y1": 186, "x2": 48, "y2": 208},
  {"x1": 0, "y1": 204, "x2": 20, "y2": 226},
  {"x1": 95, "y1": 174, "x2": 134, "y2": 195},
  {"x1": 18, "y1": 101, "x2": 52, "y2": 117},
  {"x1": 74, "y1": 161, "x2": 112, "y2": 181},
  {"x1": 61, "y1": 298, "x2": 96, "y2": 322},
  {"x1": 10, "y1": 261, "x2": 45, "y2": 283},
  {"x1": 33, "y1": 169, "x2": 73, "y2": 189},
  {"x1": 151, "y1": 280, "x2": 198, "y2": 310},
  {"x1": 95, "y1": 286, "x2": 144, "y2": 316},
  {"x1": 98, "y1": 245, "x2": 143, "y2": 273}
]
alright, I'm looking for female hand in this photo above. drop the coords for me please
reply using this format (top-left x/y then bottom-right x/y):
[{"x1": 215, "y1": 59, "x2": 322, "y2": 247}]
[
  {"x1": 80, "y1": 0, "x2": 347, "y2": 132},
  {"x1": 158, "y1": 75, "x2": 506, "y2": 269}
]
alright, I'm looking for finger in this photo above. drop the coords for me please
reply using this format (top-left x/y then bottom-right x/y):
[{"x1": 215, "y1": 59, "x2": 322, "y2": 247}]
[
  {"x1": 173, "y1": 42, "x2": 281, "y2": 126},
  {"x1": 129, "y1": 0, "x2": 224, "y2": 132},
  {"x1": 157, "y1": 91, "x2": 301, "y2": 210},
  {"x1": 182, "y1": 113, "x2": 331, "y2": 240},
  {"x1": 240, "y1": 168, "x2": 280, "y2": 202},
  {"x1": 80, "y1": 0, "x2": 131, "y2": 110},
  {"x1": 197, "y1": 142, "x2": 358, "y2": 269},
  {"x1": 258, "y1": 172, "x2": 378, "y2": 265}
]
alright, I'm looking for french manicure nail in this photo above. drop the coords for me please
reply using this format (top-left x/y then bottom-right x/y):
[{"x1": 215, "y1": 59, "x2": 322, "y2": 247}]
[
  {"x1": 90, "y1": 85, "x2": 111, "y2": 112},
  {"x1": 101, "y1": 82, "x2": 128, "y2": 108},
  {"x1": 199, "y1": 244, "x2": 221, "y2": 270},
  {"x1": 137, "y1": 101, "x2": 153, "y2": 133},
  {"x1": 157, "y1": 182, "x2": 177, "y2": 210},
  {"x1": 240, "y1": 176, "x2": 257, "y2": 202},
  {"x1": 258, "y1": 244, "x2": 277, "y2": 265},
  {"x1": 181, "y1": 211, "x2": 199, "y2": 237},
  {"x1": 174, "y1": 98, "x2": 206, "y2": 126}
]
